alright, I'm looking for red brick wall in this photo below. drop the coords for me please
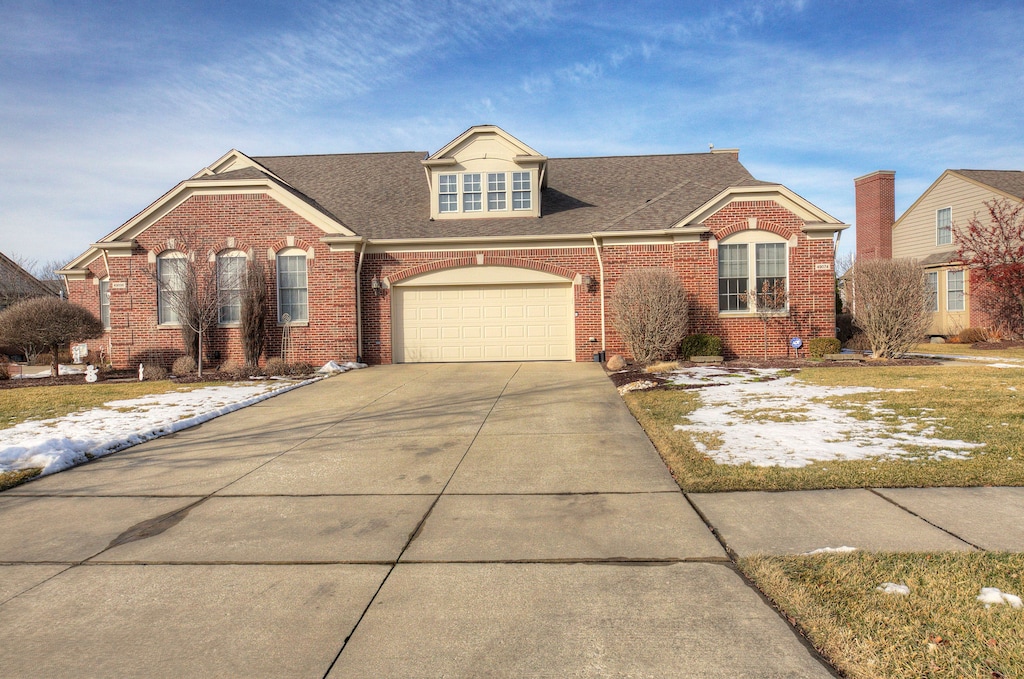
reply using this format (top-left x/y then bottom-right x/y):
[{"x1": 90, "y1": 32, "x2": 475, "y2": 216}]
[
  {"x1": 70, "y1": 194, "x2": 837, "y2": 365},
  {"x1": 855, "y1": 171, "x2": 895, "y2": 261}
]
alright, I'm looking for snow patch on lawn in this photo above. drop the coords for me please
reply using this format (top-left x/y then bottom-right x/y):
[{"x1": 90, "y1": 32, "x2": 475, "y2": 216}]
[
  {"x1": 978, "y1": 587, "x2": 1023, "y2": 609},
  {"x1": 0, "y1": 378, "x2": 321, "y2": 476},
  {"x1": 876, "y1": 582, "x2": 911, "y2": 595},
  {"x1": 804, "y1": 546, "x2": 858, "y2": 555},
  {"x1": 666, "y1": 368, "x2": 982, "y2": 467}
]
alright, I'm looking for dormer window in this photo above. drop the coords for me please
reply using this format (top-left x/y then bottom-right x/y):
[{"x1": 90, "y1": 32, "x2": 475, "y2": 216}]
[
  {"x1": 513, "y1": 172, "x2": 532, "y2": 210},
  {"x1": 439, "y1": 174, "x2": 458, "y2": 213},
  {"x1": 488, "y1": 173, "x2": 507, "y2": 211},
  {"x1": 463, "y1": 173, "x2": 482, "y2": 212}
]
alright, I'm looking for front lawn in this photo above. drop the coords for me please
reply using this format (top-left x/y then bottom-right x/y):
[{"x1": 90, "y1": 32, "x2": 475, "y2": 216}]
[
  {"x1": 741, "y1": 552, "x2": 1024, "y2": 679},
  {"x1": 623, "y1": 365, "x2": 1024, "y2": 492},
  {"x1": 913, "y1": 343, "x2": 1024, "y2": 360}
]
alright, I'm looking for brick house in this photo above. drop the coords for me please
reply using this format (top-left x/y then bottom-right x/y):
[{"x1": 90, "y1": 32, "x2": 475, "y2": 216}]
[
  {"x1": 855, "y1": 169, "x2": 1024, "y2": 336},
  {"x1": 60, "y1": 125, "x2": 847, "y2": 367}
]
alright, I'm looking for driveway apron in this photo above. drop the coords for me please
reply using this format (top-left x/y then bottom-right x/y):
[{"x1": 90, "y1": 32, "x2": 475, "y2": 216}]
[{"x1": 0, "y1": 363, "x2": 833, "y2": 678}]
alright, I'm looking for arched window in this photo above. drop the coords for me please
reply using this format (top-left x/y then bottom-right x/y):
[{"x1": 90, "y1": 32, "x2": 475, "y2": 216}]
[
  {"x1": 99, "y1": 278, "x2": 110, "y2": 329},
  {"x1": 217, "y1": 250, "x2": 247, "y2": 324},
  {"x1": 717, "y1": 231, "x2": 789, "y2": 313},
  {"x1": 276, "y1": 248, "x2": 308, "y2": 323},
  {"x1": 157, "y1": 251, "x2": 186, "y2": 325}
]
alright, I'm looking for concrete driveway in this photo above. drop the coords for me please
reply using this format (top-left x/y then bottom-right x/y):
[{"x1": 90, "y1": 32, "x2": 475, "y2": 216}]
[{"x1": 0, "y1": 363, "x2": 833, "y2": 677}]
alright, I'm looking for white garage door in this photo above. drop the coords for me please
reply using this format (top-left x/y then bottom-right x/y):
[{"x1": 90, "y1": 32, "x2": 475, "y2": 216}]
[{"x1": 393, "y1": 283, "x2": 574, "y2": 363}]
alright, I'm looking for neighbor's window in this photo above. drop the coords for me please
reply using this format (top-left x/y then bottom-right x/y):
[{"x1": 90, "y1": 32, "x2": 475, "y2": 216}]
[
  {"x1": 217, "y1": 251, "x2": 246, "y2": 324},
  {"x1": 439, "y1": 174, "x2": 458, "y2": 213},
  {"x1": 936, "y1": 207, "x2": 952, "y2": 246},
  {"x1": 512, "y1": 172, "x2": 532, "y2": 210},
  {"x1": 926, "y1": 271, "x2": 938, "y2": 312},
  {"x1": 156, "y1": 252, "x2": 186, "y2": 325},
  {"x1": 463, "y1": 173, "x2": 482, "y2": 212},
  {"x1": 99, "y1": 278, "x2": 110, "y2": 329},
  {"x1": 276, "y1": 249, "x2": 308, "y2": 323},
  {"x1": 947, "y1": 269, "x2": 965, "y2": 311},
  {"x1": 487, "y1": 173, "x2": 507, "y2": 211}
]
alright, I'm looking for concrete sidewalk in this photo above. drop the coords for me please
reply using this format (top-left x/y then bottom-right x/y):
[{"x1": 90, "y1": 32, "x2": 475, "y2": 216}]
[
  {"x1": 0, "y1": 363, "x2": 835, "y2": 678},
  {"x1": 690, "y1": 486, "x2": 1024, "y2": 557}
]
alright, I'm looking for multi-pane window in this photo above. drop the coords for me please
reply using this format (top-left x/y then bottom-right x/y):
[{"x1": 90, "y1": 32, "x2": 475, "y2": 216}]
[
  {"x1": 217, "y1": 251, "x2": 246, "y2": 324},
  {"x1": 277, "y1": 251, "x2": 308, "y2": 323},
  {"x1": 463, "y1": 173, "x2": 482, "y2": 212},
  {"x1": 487, "y1": 173, "x2": 506, "y2": 211},
  {"x1": 157, "y1": 253, "x2": 186, "y2": 325},
  {"x1": 936, "y1": 207, "x2": 952, "y2": 246},
  {"x1": 754, "y1": 243, "x2": 787, "y2": 310},
  {"x1": 926, "y1": 271, "x2": 939, "y2": 312},
  {"x1": 718, "y1": 239, "x2": 789, "y2": 313},
  {"x1": 512, "y1": 172, "x2": 532, "y2": 210},
  {"x1": 439, "y1": 174, "x2": 458, "y2": 213},
  {"x1": 99, "y1": 278, "x2": 110, "y2": 329},
  {"x1": 947, "y1": 269, "x2": 965, "y2": 311},
  {"x1": 718, "y1": 244, "x2": 748, "y2": 311}
]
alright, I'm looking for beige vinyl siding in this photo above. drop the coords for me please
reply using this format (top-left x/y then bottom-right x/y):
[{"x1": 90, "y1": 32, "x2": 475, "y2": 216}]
[{"x1": 892, "y1": 173, "x2": 1007, "y2": 260}]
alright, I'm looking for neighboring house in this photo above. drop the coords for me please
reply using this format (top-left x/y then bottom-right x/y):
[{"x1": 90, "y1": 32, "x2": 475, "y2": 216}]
[
  {"x1": 0, "y1": 251, "x2": 54, "y2": 310},
  {"x1": 59, "y1": 125, "x2": 847, "y2": 367},
  {"x1": 855, "y1": 169, "x2": 1024, "y2": 336}
]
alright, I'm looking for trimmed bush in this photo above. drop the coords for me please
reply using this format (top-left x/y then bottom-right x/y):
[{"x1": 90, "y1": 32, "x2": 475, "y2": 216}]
[
  {"x1": 0, "y1": 359, "x2": 9, "y2": 381},
  {"x1": 957, "y1": 327, "x2": 988, "y2": 344},
  {"x1": 172, "y1": 355, "x2": 197, "y2": 375},
  {"x1": 609, "y1": 268, "x2": 690, "y2": 363},
  {"x1": 142, "y1": 363, "x2": 168, "y2": 381},
  {"x1": 287, "y1": 361, "x2": 315, "y2": 376},
  {"x1": 808, "y1": 337, "x2": 842, "y2": 358},
  {"x1": 679, "y1": 333, "x2": 723, "y2": 359}
]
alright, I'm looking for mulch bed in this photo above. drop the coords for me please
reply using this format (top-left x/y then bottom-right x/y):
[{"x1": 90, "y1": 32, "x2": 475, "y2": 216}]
[
  {"x1": 968, "y1": 340, "x2": 1024, "y2": 350},
  {"x1": 606, "y1": 357, "x2": 941, "y2": 389}
]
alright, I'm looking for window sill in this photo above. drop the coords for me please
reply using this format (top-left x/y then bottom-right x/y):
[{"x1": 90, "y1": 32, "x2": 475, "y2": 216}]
[
  {"x1": 718, "y1": 311, "x2": 790, "y2": 319},
  {"x1": 157, "y1": 323, "x2": 182, "y2": 329},
  {"x1": 277, "y1": 321, "x2": 309, "y2": 328}
]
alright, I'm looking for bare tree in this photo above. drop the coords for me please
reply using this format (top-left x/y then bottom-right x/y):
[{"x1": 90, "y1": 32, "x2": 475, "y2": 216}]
[
  {"x1": 240, "y1": 257, "x2": 268, "y2": 366},
  {"x1": 848, "y1": 258, "x2": 931, "y2": 358},
  {"x1": 610, "y1": 268, "x2": 690, "y2": 363},
  {"x1": 741, "y1": 279, "x2": 789, "y2": 360},
  {"x1": 0, "y1": 297, "x2": 104, "y2": 376},
  {"x1": 954, "y1": 198, "x2": 1024, "y2": 338}
]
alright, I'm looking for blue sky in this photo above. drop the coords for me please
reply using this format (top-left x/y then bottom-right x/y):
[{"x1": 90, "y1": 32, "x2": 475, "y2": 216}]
[{"x1": 2, "y1": 0, "x2": 1022, "y2": 269}]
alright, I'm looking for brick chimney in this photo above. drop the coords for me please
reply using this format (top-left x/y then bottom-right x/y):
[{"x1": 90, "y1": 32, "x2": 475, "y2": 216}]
[{"x1": 854, "y1": 171, "x2": 895, "y2": 260}]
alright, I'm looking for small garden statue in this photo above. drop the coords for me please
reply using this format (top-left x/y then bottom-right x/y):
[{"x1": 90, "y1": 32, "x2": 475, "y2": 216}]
[
  {"x1": 138, "y1": 363, "x2": 144, "y2": 382},
  {"x1": 85, "y1": 363, "x2": 98, "y2": 383}
]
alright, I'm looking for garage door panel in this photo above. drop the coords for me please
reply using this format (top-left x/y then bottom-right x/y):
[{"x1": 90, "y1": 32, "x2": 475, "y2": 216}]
[{"x1": 394, "y1": 283, "x2": 573, "y2": 363}]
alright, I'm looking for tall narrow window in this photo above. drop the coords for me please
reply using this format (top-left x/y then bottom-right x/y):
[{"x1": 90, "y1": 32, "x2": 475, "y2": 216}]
[
  {"x1": 487, "y1": 172, "x2": 506, "y2": 211},
  {"x1": 463, "y1": 173, "x2": 482, "y2": 212},
  {"x1": 718, "y1": 244, "x2": 748, "y2": 311},
  {"x1": 754, "y1": 243, "x2": 787, "y2": 310},
  {"x1": 99, "y1": 278, "x2": 110, "y2": 329},
  {"x1": 277, "y1": 250, "x2": 308, "y2": 323},
  {"x1": 947, "y1": 269, "x2": 965, "y2": 311},
  {"x1": 925, "y1": 271, "x2": 938, "y2": 312},
  {"x1": 439, "y1": 174, "x2": 458, "y2": 213},
  {"x1": 157, "y1": 252, "x2": 186, "y2": 325},
  {"x1": 217, "y1": 251, "x2": 246, "y2": 324},
  {"x1": 512, "y1": 172, "x2": 531, "y2": 210},
  {"x1": 936, "y1": 207, "x2": 952, "y2": 246}
]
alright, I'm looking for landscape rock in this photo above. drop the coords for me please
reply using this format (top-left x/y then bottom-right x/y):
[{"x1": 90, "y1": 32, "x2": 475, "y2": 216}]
[{"x1": 606, "y1": 354, "x2": 627, "y2": 371}]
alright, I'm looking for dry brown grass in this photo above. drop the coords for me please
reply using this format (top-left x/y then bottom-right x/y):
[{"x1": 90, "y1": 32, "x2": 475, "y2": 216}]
[{"x1": 742, "y1": 552, "x2": 1024, "y2": 679}]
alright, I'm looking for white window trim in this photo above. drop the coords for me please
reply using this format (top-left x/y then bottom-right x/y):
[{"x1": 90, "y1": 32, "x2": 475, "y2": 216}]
[
  {"x1": 717, "y1": 231, "x2": 790, "y2": 316},
  {"x1": 156, "y1": 251, "x2": 187, "y2": 327},
  {"x1": 925, "y1": 271, "x2": 939, "y2": 312},
  {"x1": 217, "y1": 250, "x2": 248, "y2": 326},
  {"x1": 946, "y1": 269, "x2": 965, "y2": 312},
  {"x1": 435, "y1": 170, "x2": 534, "y2": 215},
  {"x1": 276, "y1": 247, "x2": 309, "y2": 325},
  {"x1": 936, "y1": 206, "x2": 953, "y2": 246}
]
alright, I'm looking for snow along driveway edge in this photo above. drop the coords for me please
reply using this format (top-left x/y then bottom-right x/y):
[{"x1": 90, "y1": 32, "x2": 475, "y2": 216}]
[{"x1": 0, "y1": 375, "x2": 326, "y2": 477}]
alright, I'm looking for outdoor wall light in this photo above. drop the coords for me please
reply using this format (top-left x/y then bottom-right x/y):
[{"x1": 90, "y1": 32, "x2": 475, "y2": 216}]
[
  {"x1": 371, "y1": 276, "x2": 388, "y2": 296},
  {"x1": 581, "y1": 274, "x2": 595, "y2": 287}
]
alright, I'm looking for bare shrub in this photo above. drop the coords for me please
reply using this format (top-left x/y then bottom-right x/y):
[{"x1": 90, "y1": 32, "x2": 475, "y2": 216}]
[
  {"x1": 0, "y1": 297, "x2": 104, "y2": 376},
  {"x1": 172, "y1": 355, "x2": 197, "y2": 375},
  {"x1": 287, "y1": 361, "x2": 315, "y2": 376},
  {"x1": 240, "y1": 258, "x2": 268, "y2": 367},
  {"x1": 265, "y1": 357, "x2": 287, "y2": 376},
  {"x1": 957, "y1": 327, "x2": 988, "y2": 344},
  {"x1": 142, "y1": 363, "x2": 168, "y2": 381},
  {"x1": 610, "y1": 268, "x2": 689, "y2": 364},
  {"x1": 849, "y1": 259, "x2": 931, "y2": 358}
]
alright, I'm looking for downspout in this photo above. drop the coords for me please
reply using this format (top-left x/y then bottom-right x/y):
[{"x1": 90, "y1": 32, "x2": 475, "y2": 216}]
[
  {"x1": 355, "y1": 240, "x2": 367, "y2": 362},
  {"x1": 591, "y1": 235, "x2": 606, "y2": 353}
]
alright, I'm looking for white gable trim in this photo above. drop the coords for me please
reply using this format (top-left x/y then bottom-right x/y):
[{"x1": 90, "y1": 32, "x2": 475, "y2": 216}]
[
  {"x1": 673, "y1": 184, "x2": 847, "y2": 234},
  {"x1": 426, "y1": 125, "x2": 545, "y2": 162}
]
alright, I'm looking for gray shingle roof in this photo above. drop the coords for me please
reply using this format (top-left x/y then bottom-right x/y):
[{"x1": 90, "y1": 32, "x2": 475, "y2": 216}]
[
  {"x1": 247, "y1": 150, "x2": 761, "y2": 239},
  {"x1": 954, "y1": 170, "x2": 1024, "y2": 200}
]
